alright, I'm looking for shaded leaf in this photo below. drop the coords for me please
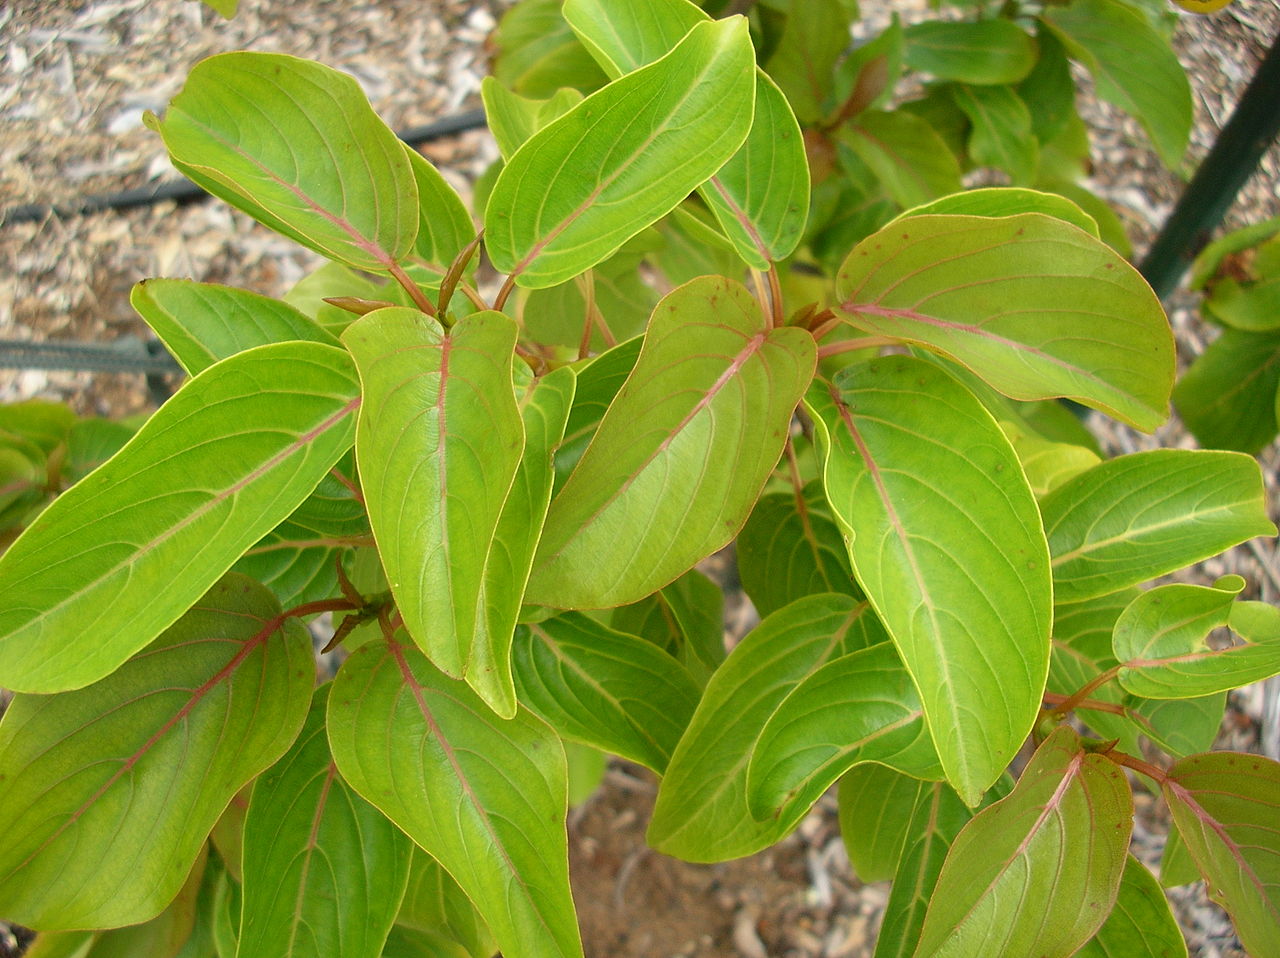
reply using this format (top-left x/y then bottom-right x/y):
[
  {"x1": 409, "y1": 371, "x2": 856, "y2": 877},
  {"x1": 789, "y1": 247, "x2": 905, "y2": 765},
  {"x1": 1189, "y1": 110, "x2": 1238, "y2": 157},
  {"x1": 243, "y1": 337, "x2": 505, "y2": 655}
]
[
  {"x1": 150, "y1": 53, "x2": 419, "y2": 271},
  {"x1": 528, "y1": 277, "x2": 815, "y2": 609},
  {"x1": 0, "y1": 575, "x2": 313, "y2": 930},
  {"x1": 552, "y1": 336, "x2": 641, "y2": 493},
  {"x1": 806, "y1": 357, "x2": 1051, "y2": 804},
  {"x1": 485, "y1": 18, "x2": 755, "y2": 288},
  {"x1": 342, "y1": 308, "x2": 524, "y2": 713},
  {"x1": 1017, "y1": 27, "x2": 1076, "y2": 145},
  {"x1": 764, "y1": 0, "x2": 853, "y2": 122},
  {"x1": 403, "y1": 147, "x2": 474, "y2": 279},
  {"x1": 327, "y1": 639, "x2": 582, "y2": 958},
  {"x1": 0, "y1": 342, "x2": 359, "y2": 692},
  {"x1": 747, "y1": 643, "x2": 941, "y2": 826},
  {"x1": 913, "y1": 727, "x2": 1132, "y2": 957},
  {"x1": 1043, "y1": 0, "x2": 1191, "y2": 167},
  {"x1": 834, "y1": 213, "x2": 1174, "y2": 431},
  {"x1": 1076, "y1": 855, "x2": 1187, "y2": 958},
  {"x1": 903, "y1": 19, "x2": 1038, "y2": 85},
  {"x1": 839, "y1": 110, "x2": 963, "y2": 210},
  {"x1": 1164, "y1": 752, "x2": 1280, "y2": 957},
  {"x1": 1043, "y1": 449, "x2": 1276, "y2": 603},
  {"x1": 396, "y1": 848, "x2": 495, "y2": 958},
  {"x1": 232, "y1": 522, "x2": 345, "y2": 607},
  {"x1": 490, "y1": 0, "x2": 608, "y2": 97},
  {"x1": 950, "y1": 83, "x2": 1038, "y2": 185},
  {"x1": 512, "y1": 612, "x2": 701, "y2": 772},
  {"x1": 736, "y1": 481, "x2": 857, "y2": 619},
  {"x1": 238, "y1": 684, "x2": 412, "y2": 958},
  {"x1": 999, "y1": 419, "x2": 1100, "y2": 498},
  {"x1": 1173, "y1": 329, "x2": 1280, "y2": 455},
  {"x1": 837, "y1": 764, "x2": 931, "y2": 883},
  {"x1": 648, "y1": 594, "x2": 888, "y2": 861}
]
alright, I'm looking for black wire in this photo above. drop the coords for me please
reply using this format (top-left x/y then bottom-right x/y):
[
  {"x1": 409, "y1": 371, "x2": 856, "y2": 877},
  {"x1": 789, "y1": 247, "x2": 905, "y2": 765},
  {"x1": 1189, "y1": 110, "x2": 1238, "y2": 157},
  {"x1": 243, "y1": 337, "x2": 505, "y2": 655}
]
[{"x1": 1, "y1": 108, "x2": 488, "y2": 226}]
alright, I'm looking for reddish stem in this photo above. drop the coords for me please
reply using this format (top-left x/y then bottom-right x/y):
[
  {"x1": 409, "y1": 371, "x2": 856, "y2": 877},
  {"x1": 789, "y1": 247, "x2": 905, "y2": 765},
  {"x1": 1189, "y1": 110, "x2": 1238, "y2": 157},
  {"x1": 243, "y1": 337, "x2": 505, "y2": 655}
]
[{"x1": 387, "y1": 262, "x2": 437, "y2": 316}]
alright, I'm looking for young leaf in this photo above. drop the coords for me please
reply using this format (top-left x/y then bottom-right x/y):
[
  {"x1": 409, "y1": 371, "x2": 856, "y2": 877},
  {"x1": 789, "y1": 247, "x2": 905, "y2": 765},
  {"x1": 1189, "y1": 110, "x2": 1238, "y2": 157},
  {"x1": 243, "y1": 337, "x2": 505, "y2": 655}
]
[
  {"x1": 1076, "y1": 856, "x2": 1188, "y2": 958},
  {"x1": 912, "y1": 727, "x2": 1132, "y2": 957},
  {"x1": 648, "y1": 594, "x2": 888, "y2": 861},
  {"x1": 327, "y1": 639, "x2": 583, "y2": 958},
  {"x1": 131, "y1": 280, "x2": 338, "y2": 376},
  {"x1": 511, "y1": 612, "x2": 701, "y2": 773},
  {"x1": 834, "y1": 213, "x2": 1174, "y2": 432},
  {"x1": 0, "y1": 575, "x2": 313, "y2": 930},
  {"x1": 484, "y1": 18, "x2": 755, "y2": 288},
  {"x1": 806, "y1": 357, "x2": 1051, "y2": 805},
  {"x1": 238, "y1": 684, "x2": 412, "y2": 958},
  {"x1": 1043, "y1": 449, "x2": 1277, "y2": 603},
  {"x1": 0, "y1": 342, "x2": 359, "y2": 693},
  {"x1": 1114, "y1": 575, "x2": 1280, "y2": 697},
  {"x1": 1164, "y1": 752, "x2": 1280, "y2": 957},
  {"x1": 527, "y1": 277, "x2": 815, "y2": 609},
  {"x1": 1043, "y1": 0, "x2": 1191, "y2": 167},
  {"x1": 746, "y1": 643, "x2": 941, "y2": 826},
  {"x1": 736, "y1": 481, "x2": 858, "y2": 619},
  {"x1": 342, "y1": 307, "x2": 524, "y2": 714},
  {"x1": 902, "y1": 20, "x2": 1038, "y2": 85},
  {"x1": 149, "y1": 53, "x2": 419, "y2": 271}
]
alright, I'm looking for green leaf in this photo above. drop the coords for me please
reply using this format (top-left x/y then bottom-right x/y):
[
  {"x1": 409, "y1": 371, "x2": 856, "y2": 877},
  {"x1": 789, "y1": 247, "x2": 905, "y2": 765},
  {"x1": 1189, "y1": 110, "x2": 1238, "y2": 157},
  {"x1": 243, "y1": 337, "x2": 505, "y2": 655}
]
[
  {"x1": 553, "y1": 336, "x2": 642, "y2": 493},
  {"x1": 608, "y1": 568, "x2": 726, "y2": 687},
  {"x1": 481, "y1": 78, "x2": 584, "y2": 162},
  {"x1": 832, "y1": 15, "x2": 904, "y2": 120},
  {"x1": 484, "y1": 18, "x2": 756, "y2": 288},
  {"x1": 490, "y1": 0, "x2": 608, "y2": 97},
  {"x1": 403, "y1": 148, "x2": 475, "y2": 279},
  {"x1": 1076, "y1": 855, "x2": 1187, "y2": 958},
  {"x1": 1043, "y1": 0, "x2": 1191, "y2": 167},
  {"x1": 212, "y1": 870, "x2": 241, "y2": 958},
  {"x1": 63, "y1": 418, "x2": 139, "y2": 484},
  {"x1": 527, "y1": 277, "x2": 815, "y2": 609},
  {"x1": 1017, "y1": 28, "x2": 1076, "y2": 145},
  {"x1": 0, "y1": 400, "x2": 75, "y2": 455},
  {"x1": 1043, "y1": 449, "x2": 1277, "y2": 603},
  {"x1": 84, "y1": 848, "x2": 206, "y2": 958},
  {"x1": 950, "y1": 83, "x2": 1038, "y2": 185},
  {"x1": 764, "y1": 0, "x2": 853, "y2": 122},
  {"x1": 202, "y1": 0, "x2": 237, "y2": 16},
  {"x1": 238, "y1": 684, "x2": 412, "y2": 958},
  {"x1": 834, "y1": 213, "x2": 1175, "y2": 431},
  {"x1": 512, "y1": 612, "x2": 701, "y2": 773},
  {"x1": 1164, "y1": 752, "x2": 1280, "y2": 957},
  {"x1": 1173, "y1": 329, "x2": 1280, "y2": 454},
  {"x1": 873, "y1": 781, "x2": 989, "y2": 958},
  {"x1": 1190, "y1": 217, "x2": 1280, "y2": 290},
  {"x1": 747, "y1": 643, "x2": 941, "y2": 826},
  {"x1": 839, "y1": 110, "x2": 964, "y2": 210},
  {"x1": 149, "y1": 53, "x2": 419, "y2": 271},
  {"x1": 648, "y1": 594, "x2": 888, "y2": 862},
  {"x1": 902, "y1": 20, "x2": 1038, "y2": 85},
  {"x1": 233, "y1": 523, "x2": 345, "y2": 607},
  {"x1": 736, "y1": 481, "x2": 857, "y2": 619},
  {"x1": 1131, "y1": 693, "x2": 1225, "y2": 759},
  {"x1": 1204, "y1": 276, "x2": 1280, "y2": 332},
  {"x1": 1114, "y1": 575, "x2": 1280, "y2": 697},
  {"x1": 327, "y1": 639, "x2": 583, "y2": 958},
  {"x1": 913, "y1": 727, "x2": 1132, "y2": 957},
  {"x1": 284, "y1": 262, "x2": 391, "y2": 337},
  {"x1": 342, "y1": 308, "x2": 525, "y2": 714},
  {"x1": 0, "y1": 575, "x2": 313, "y2": 930},
  {"x1": 837, "y1": 764, "x2": 931, "y2": 883},
  {"x1": 397, "y1": 848, "x2": 495, "y2": 958},
  {"x1": 0, "y1": 342, "x2": 359, "y2": 692},
  {"x1": 899, "y1": 187, "x2": 1099, "y2": 237},
  {"x1": 1000, "y1": 419, "x2": 1101, "y2": 498},
  {"x1": 806, "y1": 357, "x2": 1051, "y2": 804},
  {"x1": 563, "y1": 0, "x2": 706, "y2": 76},
  {"x1": 131, "y1": 280, "x2": 337, "y2": 376}
]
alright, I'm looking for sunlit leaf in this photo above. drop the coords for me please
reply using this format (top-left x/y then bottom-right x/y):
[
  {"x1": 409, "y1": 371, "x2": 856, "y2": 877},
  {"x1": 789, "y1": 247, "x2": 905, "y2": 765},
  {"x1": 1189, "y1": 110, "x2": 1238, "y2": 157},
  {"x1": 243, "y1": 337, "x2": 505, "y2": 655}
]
[
  {"x1": 648, "y1": 594, "x2": 888, "y2": 861},
  {"x1": 327, "y1": 639, "x2": 582, "y2": 958},
  {"x1": 747, "y1": 643, "x2": 941, "y2": 826},
  {"x1": 1043, "y1": 449, "x2": 1276, "y2": 603},
  {"x1": 806, "y1": 357, "x2": 1051, "y2": 804},
  {"x1": 0, "y1": 575, "x2": 313, "y2": 929},
  {"x1": 238, "y1": 684, "x2": 412, "y2": 958},
  {"x1": 913, "y1": 727, "x2": 1132, "y2": 956},
  {"x1": 482, "y1": 78, "x2": 585, "y2": 161},
  {"x1": 1164, "y1": 752, "x2": 1280, "y2": 957},
  {"x1": 834, "y1": 213, "x2": 1174, "y2": 431},
  {"x1": 342, "y1": 308, "x2": 524, "y2": 713},
  {"x1": 0, "y1": 342, "x2": 359, "y2": 692},
  {"x1": 485, "y1": 18, "x2": 755, "y2": 287},
  {"x1": 528, "y1": 277, "x2": 815, "y2": 609},
  {"x1": 149, "y1": 53, "x2": 419, "y2": 271}
]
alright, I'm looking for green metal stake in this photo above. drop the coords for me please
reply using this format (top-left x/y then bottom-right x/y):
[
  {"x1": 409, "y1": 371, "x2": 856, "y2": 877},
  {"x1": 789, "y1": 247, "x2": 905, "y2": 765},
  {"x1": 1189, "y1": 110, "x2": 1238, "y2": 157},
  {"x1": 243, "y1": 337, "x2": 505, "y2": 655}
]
[{"x1": 1139, "y1": 32, "x2": 1280, "y2": 300}]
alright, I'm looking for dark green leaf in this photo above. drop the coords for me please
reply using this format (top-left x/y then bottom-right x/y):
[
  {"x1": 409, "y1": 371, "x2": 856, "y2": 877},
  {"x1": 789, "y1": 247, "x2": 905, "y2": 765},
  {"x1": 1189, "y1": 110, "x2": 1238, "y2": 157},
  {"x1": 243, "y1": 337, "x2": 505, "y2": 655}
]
[
  {"x1": 839, "y1": 110, "x2": 963, "y2": 210},
  {"x1": 837, "y1": 764, "x2": 931, "y2": 883},
  {"x1": 950, "y1": 83, "x2": 1038, "y2": 185},
  {"x1": 396, "y1": 848, "x2": 495, "y2": 958},
  {"x1": 1173, "y1": 329, "x2": 1280, "y2": 454},
  {"x1": 491, "y1": 0, "x2": 608, "y2": 97},
  {"x1": 903, "y1": 20, "x2": 1038, "y2": 85}
]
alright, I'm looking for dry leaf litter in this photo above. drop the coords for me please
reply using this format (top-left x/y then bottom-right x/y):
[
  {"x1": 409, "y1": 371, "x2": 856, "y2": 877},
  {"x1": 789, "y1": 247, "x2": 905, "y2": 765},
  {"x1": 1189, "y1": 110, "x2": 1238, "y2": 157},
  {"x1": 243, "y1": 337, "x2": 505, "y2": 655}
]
[{"x1": 1, "y1": 1, "x2": 1279, "y2": 956}]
